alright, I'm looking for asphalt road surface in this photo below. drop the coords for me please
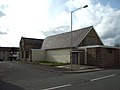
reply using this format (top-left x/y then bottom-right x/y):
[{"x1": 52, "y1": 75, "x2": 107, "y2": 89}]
[{"x1": 0, "y1": 61, "x2": 120, "y2": 90}]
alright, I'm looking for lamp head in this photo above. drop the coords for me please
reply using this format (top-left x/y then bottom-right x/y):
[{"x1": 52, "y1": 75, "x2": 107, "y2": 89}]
[{"x1": 83, "y1": 5, "x2": 88, "y2": 8}]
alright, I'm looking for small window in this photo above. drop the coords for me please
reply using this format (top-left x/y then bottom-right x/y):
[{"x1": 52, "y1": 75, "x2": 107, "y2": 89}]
[
  {"x1": 22, "y1": 52, "x2": 24, "y2": 59},
  {"x1": 10, "y1": 51, "x2": 13, "y2": 54},
  {"x1": 26, "y1": 51, "x2": 29, "y2": 59}
]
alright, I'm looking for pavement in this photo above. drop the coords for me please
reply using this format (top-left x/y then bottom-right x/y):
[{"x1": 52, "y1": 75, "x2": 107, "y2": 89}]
[
  {"x1": 56, "y1": 65, "x2": 103, "y2": 73},
  {"x1": 22, "y1": 61, "x2": 103, "y2": 73}
]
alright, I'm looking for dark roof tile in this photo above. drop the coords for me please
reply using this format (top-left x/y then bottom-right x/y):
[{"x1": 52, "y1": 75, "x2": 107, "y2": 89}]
[
  {"x1": 42, "y1": 26, "x2": 93, "y2": 50},
  {"x1": 21, "y1": 37, "x2": 44, "y2": 45}
]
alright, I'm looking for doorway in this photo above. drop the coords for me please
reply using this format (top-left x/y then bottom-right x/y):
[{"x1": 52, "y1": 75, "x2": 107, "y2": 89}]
[
  {"x1": 72, "y1": 52, "x2": 78, "y2": 64},
  {"x1": 72, "y1": 51, "x2": 85, "y2": 65}
]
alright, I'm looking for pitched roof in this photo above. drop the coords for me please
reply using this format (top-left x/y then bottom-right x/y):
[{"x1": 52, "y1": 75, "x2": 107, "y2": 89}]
[
  {"x1": 42, "y1": 26, "x2": 93, "y2": 50},
  {"x1": 21, "y1": 37, "x2": 44, "y2": 45},
  {"x1": 0, "y1": 47, "x2": 19, "y2": 52}
]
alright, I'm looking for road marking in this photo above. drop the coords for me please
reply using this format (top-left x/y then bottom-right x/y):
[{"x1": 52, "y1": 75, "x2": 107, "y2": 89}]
[
  {"x1": 90, "y1": 74, "x2": 116, "y2": 82},
  {"x1": 43, "y1": 84, "x2": 71, "y2": 90}
]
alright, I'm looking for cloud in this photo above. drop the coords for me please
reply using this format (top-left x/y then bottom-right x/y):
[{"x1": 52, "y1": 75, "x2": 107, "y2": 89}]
[
  {"x1": 74, "y1": 0, "x2": 120, "y2": 45},
  {"x1": 0, "y1": 4, "x2": 8, "y2": 9},
  {"x1": 0, "y1": 11, "x2": 5, "y2": 17},
  {"x1": 114, "y1": 35, "x2": 120, "y2": 45},
  {"x1": 42, "y1": 25, "x2": 70, "y2": 37},
  {"x1": 0, "y1": 0, "x2": 120, "y2": 47},
  {"x1": 0, "y1": 31, "x2": 7, "y2": 34},
  {"x1": 44, "y1": 0, "x2": 120, "y2": 46},
  {"x1": 49, "y1": 0, "x2": 67, "y2": 17},
  {"x1": 0, "y1": 0, "x2": 49, "y2": 47},
  {"x1": 64, "y1": 0, "x2": 120, "y2": 46},
  {"x1": 91, "y1": 4, "x2": 120, "y2": 45},
  {"x1": 0, "y1": 3, "x2": 8, "y2": 17},
  {"x1": 43, "y1": 0, "x2": 92, "y2": 37},
  {"x1": 0, "y1": 27, "x2": 8, "y2": 35},
  {"x1": 42, "y1": 9, "x2": 71, "y2": 36}
]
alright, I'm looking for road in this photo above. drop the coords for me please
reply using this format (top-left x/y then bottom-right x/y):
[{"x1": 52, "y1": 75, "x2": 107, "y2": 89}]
[{"x1": 0, "y1": 61, "x2": 120, "y2": 90}]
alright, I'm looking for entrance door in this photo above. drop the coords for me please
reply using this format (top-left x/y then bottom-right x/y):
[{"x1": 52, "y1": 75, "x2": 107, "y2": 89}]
[
  {"x1": 79, "y1": 52, "x2": 85, "y2": 65},
  {"x1": 72, "y1": 51, "x2": 85, "y2": 65},
  {"x1": 72, "y1": 52, "x2": 78, "y2": 64}
]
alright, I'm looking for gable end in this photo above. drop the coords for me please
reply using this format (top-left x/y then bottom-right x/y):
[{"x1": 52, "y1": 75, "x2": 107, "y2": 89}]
[{"x1": 78, "y1": 27, "x2": 103, "y2": 46}]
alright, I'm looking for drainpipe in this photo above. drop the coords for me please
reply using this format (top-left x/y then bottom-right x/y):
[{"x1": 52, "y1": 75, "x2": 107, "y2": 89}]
[{"x1": 85, "y1": 48, "x2": 87, "y2": 64}]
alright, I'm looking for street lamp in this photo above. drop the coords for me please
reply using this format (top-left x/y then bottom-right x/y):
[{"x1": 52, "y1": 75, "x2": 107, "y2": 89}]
[{"x1": 70, "y1": 5, "x2": 88, "y2": 70}]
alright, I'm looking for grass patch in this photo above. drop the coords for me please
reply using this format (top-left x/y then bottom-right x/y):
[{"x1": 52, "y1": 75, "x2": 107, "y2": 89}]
[{"x1": 34, "y1": 61, "x2": 69, "y2": 66}]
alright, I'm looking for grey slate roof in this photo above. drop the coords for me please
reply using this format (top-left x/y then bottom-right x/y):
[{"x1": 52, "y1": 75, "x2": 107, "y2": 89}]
[
  {"x1": 21, "y1": 37, "x2": 44, "y2": 45},
  {"x1": 42, "y1": 26, "x2": 93, "y2": 50}
]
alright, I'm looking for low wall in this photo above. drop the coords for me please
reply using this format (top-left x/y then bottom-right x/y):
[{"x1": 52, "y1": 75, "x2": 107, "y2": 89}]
[
  {"x1": 46, "y1": 49, "x2": 70, "y2": 63},
  {"x1": 31, "y1": 49, "x2": 46, "y2": 62}
]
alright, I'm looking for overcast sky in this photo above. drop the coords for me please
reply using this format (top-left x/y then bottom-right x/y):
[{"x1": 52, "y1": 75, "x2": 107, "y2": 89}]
[{"x1": 0, "y1": 0, "x2": 120, "y2": 47}]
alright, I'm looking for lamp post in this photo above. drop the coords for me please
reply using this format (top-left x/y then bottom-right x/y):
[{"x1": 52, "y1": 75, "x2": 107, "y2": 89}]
[{"x1": 70, "y1": 5, "x2": 88, "y2": 70}]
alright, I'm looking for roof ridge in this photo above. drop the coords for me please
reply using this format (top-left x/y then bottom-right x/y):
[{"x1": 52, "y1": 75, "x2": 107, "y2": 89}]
[
  {"x1": 46, "y1": 26, "x2": 93, "y2": 39},
  {"x1": 42, "y1": 26, "x2": 94, "y2": 50},
  {"x1": 76, "y1": 26, "x2": 93, "y2": 47},
  {"x1": 22, "y1": 37, "x2": 44, "y2": 40}
]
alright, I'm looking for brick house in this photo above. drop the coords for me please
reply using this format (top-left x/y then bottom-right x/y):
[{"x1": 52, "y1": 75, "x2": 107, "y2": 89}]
[
  {"x1": 78, "y1": 45, "x2": 120, "y2": 67},
  {"x1": 0, "y1": 47, "x2": 19, "y2": 61},
  {"x1": 19, "y1": 37, "x2": 44, "y2": 61}
]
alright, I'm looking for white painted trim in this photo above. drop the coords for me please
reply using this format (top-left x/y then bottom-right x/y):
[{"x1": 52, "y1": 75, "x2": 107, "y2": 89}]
[
  {"x1": 43, "y1": 84, "x2": 71, "y2": 90},
  {"x1": 78, "y1": 45, "x2": 120, "y2": 49},
  {"x1": 90, "y1": 74, "x2": 115, "y2": 82}
]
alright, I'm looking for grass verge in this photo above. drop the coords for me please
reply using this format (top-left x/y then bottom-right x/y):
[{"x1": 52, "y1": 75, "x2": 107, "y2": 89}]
[{"x1": 34, "y1": 61, "x2": 69, "y2": 66}]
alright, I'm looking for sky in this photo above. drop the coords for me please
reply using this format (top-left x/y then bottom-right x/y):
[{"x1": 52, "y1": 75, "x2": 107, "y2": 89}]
[{"x1": 0, "y1": 0, "x2": 120, "y2": 47}]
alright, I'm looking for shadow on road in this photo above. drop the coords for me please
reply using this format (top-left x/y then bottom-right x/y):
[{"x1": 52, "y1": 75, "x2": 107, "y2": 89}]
[
  {"x1": 0, "y1": 79, "x2": 25, "y2": 90},
  {"x1": 105, "y1": 66, "x2": 120, "y2": 69}
]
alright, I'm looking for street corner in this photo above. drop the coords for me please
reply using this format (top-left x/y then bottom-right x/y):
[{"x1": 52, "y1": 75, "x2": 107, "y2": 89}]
[{"x1": 56, "y1": 65, "x2": 103, "y2": 74}]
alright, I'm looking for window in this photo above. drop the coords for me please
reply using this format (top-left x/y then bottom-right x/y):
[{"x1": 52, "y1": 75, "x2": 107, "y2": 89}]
[
  {"x1": 26, "y1": 51, "x2": 29, "y2": 59},
  {"x1": 10, "y1": 51, "x2": 13, "y2": 54},
  {"x1": 14, "y1": 52, "x2": 17, "y2": 54},
  {"x1": 22, "y1": 52, "x2": 24, "y2": 59}
]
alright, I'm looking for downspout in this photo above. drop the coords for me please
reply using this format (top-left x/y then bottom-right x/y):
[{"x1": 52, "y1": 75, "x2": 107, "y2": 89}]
[{"x1": 85, "y1": 48, "x2": 87, "y2": 65}]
